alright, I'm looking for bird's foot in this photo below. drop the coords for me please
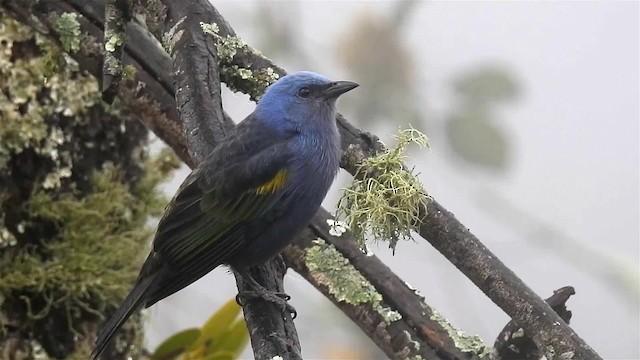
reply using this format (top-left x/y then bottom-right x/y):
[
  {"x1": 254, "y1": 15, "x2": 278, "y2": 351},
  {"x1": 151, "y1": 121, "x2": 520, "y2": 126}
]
[{"x1": 236, "y1": 290, "x2": 297, "y2": 319}]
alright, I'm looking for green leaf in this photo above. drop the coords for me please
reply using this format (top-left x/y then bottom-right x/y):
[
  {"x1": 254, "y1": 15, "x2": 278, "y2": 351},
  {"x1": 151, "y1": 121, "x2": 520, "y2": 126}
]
[
  {"x1": 151, "y1": 328, "x2": 201, "y2": 360},
  {"x1": 446, "y1": 114, "x2": 509, "y2": 169},
  {"x1": 452, "y1": 64, "x2": 519, "y2": 102},
  {"x1": 208, "y1": 318, "x2": 249, "y2": 357},
  {"x1": 189, "y1": 298, "x2": 242, "y2": 353},
  {"x1": 204, "y1": 350, "x2": 235, "y2": 360}
]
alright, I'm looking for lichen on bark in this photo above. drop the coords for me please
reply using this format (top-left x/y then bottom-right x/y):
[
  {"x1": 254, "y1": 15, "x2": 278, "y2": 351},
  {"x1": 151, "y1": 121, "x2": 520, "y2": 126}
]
[{"x1": 200, "y1": 22, "x2": 280, "y2": 101}]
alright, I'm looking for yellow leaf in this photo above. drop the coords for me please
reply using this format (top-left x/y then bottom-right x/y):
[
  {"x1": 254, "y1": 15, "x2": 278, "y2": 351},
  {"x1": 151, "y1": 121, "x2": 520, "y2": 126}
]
[
  {"x1": 208, "y1": 318, "x2": 249, "y2": 357},
  {"x1": 151, "y1": 328, "x2": 201, "y2": 360},
  {"x1": 188, "y1": 298, "x2": 241, "y2": 355},
  {"x1": 204, "y1": 350, "x2": 235, "y2": 360}
]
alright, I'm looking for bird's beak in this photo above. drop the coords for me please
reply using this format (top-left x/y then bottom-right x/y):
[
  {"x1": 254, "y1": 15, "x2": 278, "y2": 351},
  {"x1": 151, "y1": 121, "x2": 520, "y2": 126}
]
[{"x1": 322, "y1": 81, "x2": 359, "y2": 99}]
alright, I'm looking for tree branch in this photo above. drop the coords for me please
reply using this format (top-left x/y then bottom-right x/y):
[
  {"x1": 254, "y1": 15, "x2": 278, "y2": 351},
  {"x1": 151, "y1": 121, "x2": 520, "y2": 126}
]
[
  {"x1": 283, "y1": 209, "x2": 486, "y2": 360},
  {"x1": 161, "y1": 0, "x2": 228, "y2": 161},
  {"x1": 494, "y1": 286, "x2": 575, "y2": 359}
]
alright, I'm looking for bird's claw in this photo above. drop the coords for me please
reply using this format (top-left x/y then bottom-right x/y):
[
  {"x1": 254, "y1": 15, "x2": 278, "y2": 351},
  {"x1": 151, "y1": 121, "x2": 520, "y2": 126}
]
[{"x1": 236, "y1": 290, "x2": 297, "y2": 319}]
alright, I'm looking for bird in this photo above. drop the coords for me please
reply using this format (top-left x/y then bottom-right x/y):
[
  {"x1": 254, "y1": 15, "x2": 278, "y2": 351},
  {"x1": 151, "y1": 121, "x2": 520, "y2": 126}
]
[{"x1": 91, "y1": 71, "x2": 358, "y2": 359}]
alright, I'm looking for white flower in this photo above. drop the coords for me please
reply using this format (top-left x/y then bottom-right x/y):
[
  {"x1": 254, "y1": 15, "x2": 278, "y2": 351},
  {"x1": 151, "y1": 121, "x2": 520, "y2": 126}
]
[{"x1": 327, "y1": 219, "x2": 348, "y2": 237}]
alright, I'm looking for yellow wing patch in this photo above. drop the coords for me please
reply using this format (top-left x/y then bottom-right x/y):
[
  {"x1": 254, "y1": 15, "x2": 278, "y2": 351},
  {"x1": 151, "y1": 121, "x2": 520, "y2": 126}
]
[{"x1": 255, "y1": 169, "x2": 287, "y2": 195}]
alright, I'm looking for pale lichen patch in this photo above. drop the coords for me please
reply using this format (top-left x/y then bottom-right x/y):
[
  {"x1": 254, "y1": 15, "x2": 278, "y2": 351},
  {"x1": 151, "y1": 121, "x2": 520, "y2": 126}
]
[
  {"x1": 199, "y1": 21, "x2": 219, "y2": 36},
  {"x1": 327, "y1": 219, "x2": 348, "y2": 237},
  {"x1": 511, "y1": 327, "x2": 525, "y2": 339},
  {"x1": 51, "y1": 12, "x2": 81, "y2": 53},
  {"x1": 162, "y1": 16, "x2": 186, "y2": 54},
  {"x1": 199, "y1": 24, "x2": 280, "y2": 101},
  {"x1": 0, "y1": 18, "x2": 100, "y2": 184},
  {"x1": 430, "y1": 309, "x2": 493, "y2": 357},
  {"x1": 105, "y1": 33, "x2": 124, "y2": 52},
  {"x1": 305, "y1": 239, "x2": 401, "y2": 325}
]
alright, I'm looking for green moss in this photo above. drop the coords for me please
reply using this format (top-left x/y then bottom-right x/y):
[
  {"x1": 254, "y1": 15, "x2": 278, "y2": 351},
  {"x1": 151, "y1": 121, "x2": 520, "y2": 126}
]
[
  {"x1": 336, "y1": 128, "x2": 431, "y2": 251},
  {"x1": 123, "y1": 64, "x2": 137, "y2": 81},
  {"x1": 0, "y1": 152, "x2": 177, "y2": 319},
  {"x1": 430, "y1": 309, "x2": 493, "y2": 357},
  {"x1": 305, "y1": 239, "x2": 401, "y2": 324},
  {"x1": 51, "y1": 13, "x2": 81, "y2": 53}
]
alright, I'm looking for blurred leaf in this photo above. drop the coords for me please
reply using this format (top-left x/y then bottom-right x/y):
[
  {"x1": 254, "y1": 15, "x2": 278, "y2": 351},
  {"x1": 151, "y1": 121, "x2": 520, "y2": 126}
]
[
  {"x1": 336, "y1": 11, "x2": 419, "y2": 127},
  {"x1": 204, "y1": 351, "x2": 235, "y2": 360},
  {"x1": 253, "y1": 2, "x2": 298, "y2": 60},
  {"x1": 453, "y1": 64, "x2": 520, "y2": 102},
  {"x1": 446, "y1": 114, "x2": 509, "y2": 169},
  {"x1": 208, "y1": 318, "x2": 249, "y2": 357},
  {"x1": 187, "y1": 298, "x2": 243, "y2": 357},
  {"x1": 151, "y1": 328, "x2": 201, "y2": 360}
]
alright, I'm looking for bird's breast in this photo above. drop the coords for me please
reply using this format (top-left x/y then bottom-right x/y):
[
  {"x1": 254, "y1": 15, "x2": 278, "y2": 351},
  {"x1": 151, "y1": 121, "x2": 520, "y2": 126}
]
[{"x1": 228, "y1": 133, "x2": 340, "y2": 269}]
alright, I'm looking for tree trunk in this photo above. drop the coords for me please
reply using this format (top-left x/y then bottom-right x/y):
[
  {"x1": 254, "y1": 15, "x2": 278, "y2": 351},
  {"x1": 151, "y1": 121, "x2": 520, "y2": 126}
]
[{"x1": 0, "y1": 17, "x2": 176, "y2": 359}]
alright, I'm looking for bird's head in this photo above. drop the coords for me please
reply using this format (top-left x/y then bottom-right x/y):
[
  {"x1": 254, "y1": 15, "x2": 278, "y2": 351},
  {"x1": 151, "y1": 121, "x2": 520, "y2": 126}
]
[{"x1": 255, "y1": 71, "x2": 358, "y2": 132}]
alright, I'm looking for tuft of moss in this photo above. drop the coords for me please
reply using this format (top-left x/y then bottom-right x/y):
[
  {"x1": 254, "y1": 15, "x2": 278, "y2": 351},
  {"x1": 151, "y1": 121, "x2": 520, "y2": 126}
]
[
  {"x1": 336, "y1": 128, "x2": 431, "y2": 251},
  {"x1": 0, "y1": 154, "x2": 177, "y2": 320}
]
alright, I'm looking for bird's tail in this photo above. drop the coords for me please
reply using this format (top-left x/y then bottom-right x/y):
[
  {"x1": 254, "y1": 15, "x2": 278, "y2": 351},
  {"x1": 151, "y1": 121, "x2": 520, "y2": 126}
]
[{"x1": 91, "y1": 274, "x2": 156, "y2": 360}]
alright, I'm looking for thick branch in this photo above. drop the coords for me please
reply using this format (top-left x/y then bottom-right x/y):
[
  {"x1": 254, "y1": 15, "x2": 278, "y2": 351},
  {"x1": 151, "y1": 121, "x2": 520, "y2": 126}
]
[{"x1": 161, "y1": 0, "x2": 227, "y2": 162}]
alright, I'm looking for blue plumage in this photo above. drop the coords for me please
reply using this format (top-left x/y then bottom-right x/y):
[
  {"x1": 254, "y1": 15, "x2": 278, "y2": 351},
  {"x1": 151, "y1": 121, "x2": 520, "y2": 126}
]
[{"x1": 92, "y1": 71, "x2": 358, "y2": 358}]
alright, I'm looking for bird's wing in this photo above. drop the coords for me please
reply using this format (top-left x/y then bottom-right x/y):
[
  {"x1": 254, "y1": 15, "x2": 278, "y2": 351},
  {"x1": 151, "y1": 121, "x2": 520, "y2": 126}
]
[{"x1": 145, "y1": 125, "x2": 293, "y2": 305}]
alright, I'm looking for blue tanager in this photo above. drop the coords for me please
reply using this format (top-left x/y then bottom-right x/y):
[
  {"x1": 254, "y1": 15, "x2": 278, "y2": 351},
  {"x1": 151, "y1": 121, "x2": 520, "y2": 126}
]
[{"x1": 92, "y1": 71, "x2": 358, "y2": 358}]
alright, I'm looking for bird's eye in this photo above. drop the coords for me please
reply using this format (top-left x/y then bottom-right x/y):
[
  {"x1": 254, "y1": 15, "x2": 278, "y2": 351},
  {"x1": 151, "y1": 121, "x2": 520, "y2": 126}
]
[{"x1": 297, "y1": 87, "x2": 311, "y2": 98}]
